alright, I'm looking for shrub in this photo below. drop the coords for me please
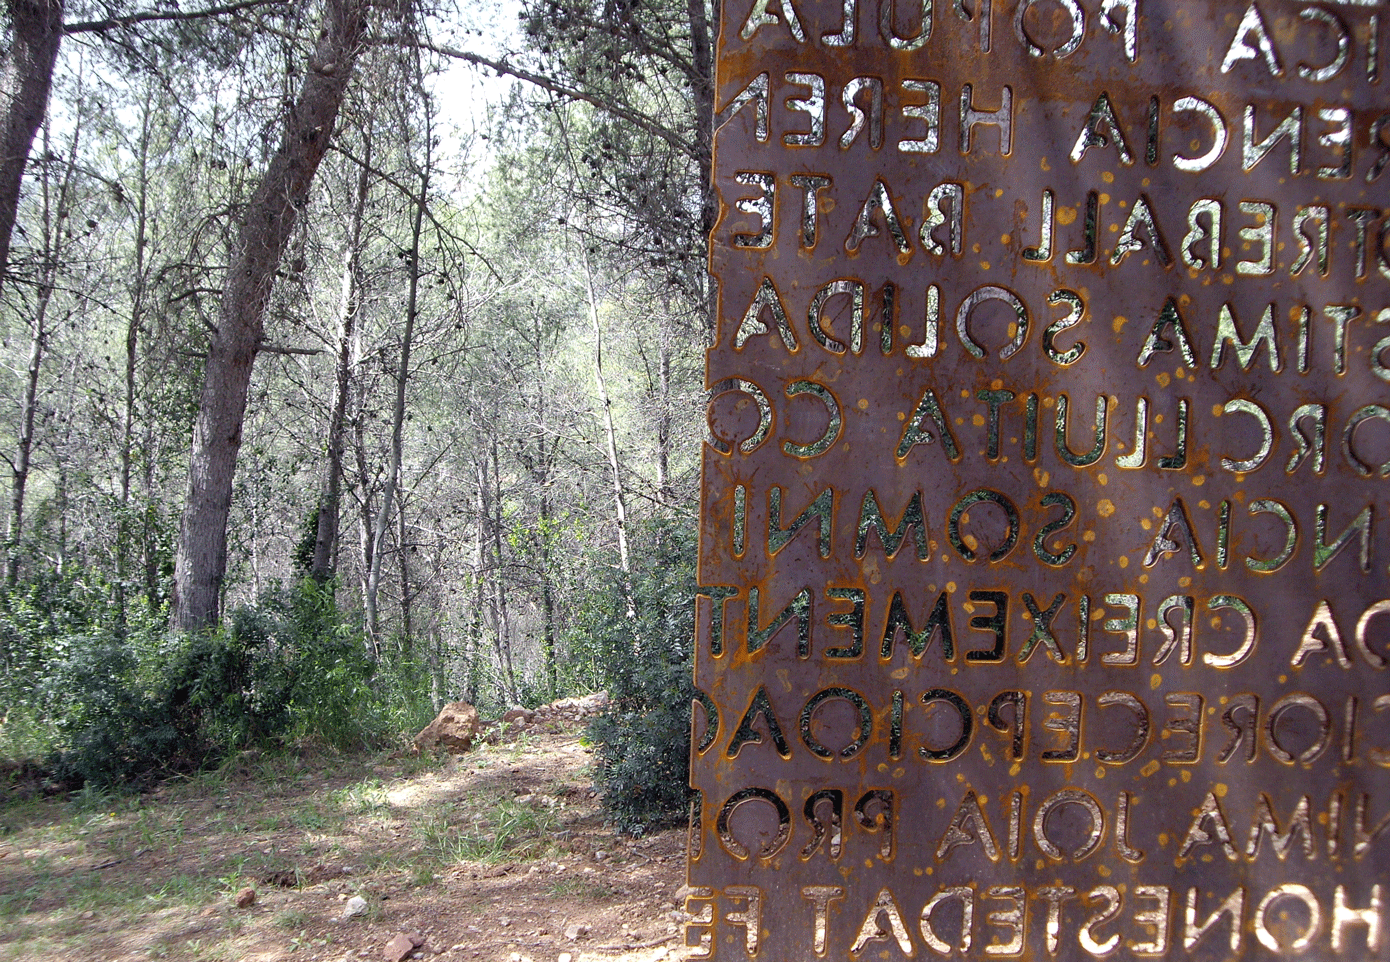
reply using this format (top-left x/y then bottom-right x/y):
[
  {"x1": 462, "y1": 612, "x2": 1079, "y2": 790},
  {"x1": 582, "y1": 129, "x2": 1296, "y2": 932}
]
[
  {"x1": 12, "y1": 577, "x2": 395, "y2": 786},
  {"x1": 577, "y1": 520, "x2": 697, "y2": 836}
]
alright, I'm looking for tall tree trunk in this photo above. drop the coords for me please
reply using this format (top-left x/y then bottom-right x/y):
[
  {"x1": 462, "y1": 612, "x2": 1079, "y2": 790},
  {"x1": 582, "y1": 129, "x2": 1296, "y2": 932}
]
[
  {"x1": 117, "y1": 89, "x2": 154, "y2": 623},
  {"x1": 655, "y1": 308, "x2": 674, "y2": 504},
  {"x1": 0, "y1": 0, "x2": 63, "y2": 294},
  {"x1": 487, "y1": 437, "x2": 520, "y2": 702},
  {"x1": 397, "y1": 498, "x2": 412, "y2": 653},
  {"x1": 7, "y1": 279, "x2": 52, "y2": 586},
  {"x1": 365, "y1": 154, "x2": 427, "y2": 644},
  {"x1": 467, "y1": 475, "x2": 486, "y2": 705},
  {"x1": 540, "y1": 491, "x2": 556, "y2": 695},
  {"x1": 686, "y1": 0, "x2": 717, "y2": 340},
  {"x1": 6, "y1": 118, "x2": 74, "y2": 587},
  {"x1": 311, "y1": 125, "x2": 372, "y2": 584},
  {"x1": 526, "y1": 310, "x2": 558, "y2": 696},
  {"x1": 354, "y1": 409, "x2": 376, "y2": 655},
  {"x1": 173, "y1": 0, "x2": 369, "y2": 632},
  {"x1": 579, "y1": 245, "x2": 631, "y2": 575}
]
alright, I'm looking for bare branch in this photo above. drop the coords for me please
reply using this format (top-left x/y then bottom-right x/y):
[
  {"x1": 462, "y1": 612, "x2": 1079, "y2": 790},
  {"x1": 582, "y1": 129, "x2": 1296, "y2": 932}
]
[
  {"x1": 259, "y1": 343, "x2": 323, "y2": 356},
  {"x1": 373, "y1": 37, "x2": 698, "y2": 161},
  {"x1": 64, "y1": 0, "x2": 287, "y2": 35}
]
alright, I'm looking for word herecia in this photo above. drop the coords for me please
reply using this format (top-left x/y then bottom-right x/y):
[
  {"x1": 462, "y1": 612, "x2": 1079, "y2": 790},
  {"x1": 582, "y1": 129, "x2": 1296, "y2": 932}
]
[{"x1": 721, "y1": 75, "x2": 1388, "y2": 183}]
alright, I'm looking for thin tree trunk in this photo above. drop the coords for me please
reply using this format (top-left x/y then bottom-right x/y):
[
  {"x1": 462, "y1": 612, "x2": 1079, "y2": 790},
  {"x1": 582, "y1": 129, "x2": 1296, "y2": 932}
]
[
  {"x1": 173, "y1": 0, "x2": 369, "y2": 632},
  {"x1": 579, "y1": 245, "x2": 631, "y2": 575},
  {"x1": 354, "y1": 413, "x2": 376, "y2": 655},
  {"x1": 488, "y1": 437, "x2": 520, "y2": 702},
  {"x1": 526, "y1": 310, "x2": 558, "y2": 696},
  {"x1": 467, "y1": 474, "x2": 486, "y2": 705},
  {"x1": 6, "y1": 118, "x2": 74, "y2": 587},
  {"x1": 539, "y1": 484, "x2": 556, "y2": 696},
  {"x1": 311, "y1": 125, "x2": 372, "y2": 584},
  {"x1": 117, "y1": 89, "x2": 153, "y2": 622},
  {"x1": 656, "y1": 315, "x2": 673, "y2": 504},
  {"x1": 365, "y1": 154, "x2": 427, "y2": 644},
  {"x1": 397, "y1": 498, "x2": 412, "y2": 653},
  {"x1": 686, "y1": 0, "x2": 717, "y2": 340},
  {"x1": 6, "y1": 283, "x2": 51, "y2": 586},
  {"x1": 0, "y1": 0, "x2": 63, "y2": 294}
]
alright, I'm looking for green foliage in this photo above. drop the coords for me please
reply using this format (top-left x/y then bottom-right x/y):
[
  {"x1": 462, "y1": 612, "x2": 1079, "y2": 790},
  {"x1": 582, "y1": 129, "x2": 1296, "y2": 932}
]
[
  {"x1": 577, "y1": 519, "x2": 697, "y2": 836},
  {"x1": 1, "y1": 575, "x2": 417, "y2": 787}
]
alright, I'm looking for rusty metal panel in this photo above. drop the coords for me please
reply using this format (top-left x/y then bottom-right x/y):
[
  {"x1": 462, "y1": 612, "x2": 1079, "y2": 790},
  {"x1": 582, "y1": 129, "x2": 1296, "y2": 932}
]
[{"x1": 689, "y1": 0, "x2": 1390, "y2": 958}]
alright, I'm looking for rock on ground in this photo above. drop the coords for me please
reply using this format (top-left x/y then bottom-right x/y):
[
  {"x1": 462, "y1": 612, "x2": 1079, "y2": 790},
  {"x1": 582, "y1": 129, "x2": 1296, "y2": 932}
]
[
  {"x1": 383, "y1": 932, "x2": 424, "y2": 961},
  {"x1": 413, "y1": 702, "x2": 480, "y2": 754},
  {"x1": 485, "y1": 692, "x2": 610, "y2": 743}
]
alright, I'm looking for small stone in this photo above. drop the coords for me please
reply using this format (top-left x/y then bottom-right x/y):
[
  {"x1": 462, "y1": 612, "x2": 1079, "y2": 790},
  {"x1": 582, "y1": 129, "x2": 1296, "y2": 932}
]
[
  {"x1": 563, "y1": 924, "x2": 589, "y2": 941},
  {"x1": 234, "y1": 887, "x2": 256, "y2": 909},
  {"x1": 558, "y1": 953, "x2": 573, "y2": 962},
  {"x1": 384, "y1": 933, "x2": 417, "y2": 962},
  {"x1": 343, "y1": 895, "x2": 369, "y2": 919}
]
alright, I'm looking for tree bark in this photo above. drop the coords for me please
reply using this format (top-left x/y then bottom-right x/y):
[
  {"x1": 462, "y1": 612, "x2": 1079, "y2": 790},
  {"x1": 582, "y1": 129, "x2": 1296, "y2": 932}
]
[
  {"x1": 116, "y1": 89, "x2": 154, "y2": 623},
  {"x1": 686, "y1": 0, "x2": 718, "y2": 339},
  {"x1": 6, "y1": 274, "x2": 53, "y2": 586},
  {"x1": 311, "y1": 127, "x2": 372, "y2": 584},
  {"x1": 365, "y1": 155, "x2": 427, "y2": 644},
  {"x1": 0, "y1": 0, "x2": 63, "y2": 294},
  {"x1": 579, "y1": 243, "x2": 630, "y2": 575},
  {"x1": 173, "y1": 0, "x2": 369, "y2": 632},
  {"x1": 487, "y1": 437, "x2": 520, "y2": 702},
  {"x1": 6, "y1": 117, "x2": 75, "y2": 587}
]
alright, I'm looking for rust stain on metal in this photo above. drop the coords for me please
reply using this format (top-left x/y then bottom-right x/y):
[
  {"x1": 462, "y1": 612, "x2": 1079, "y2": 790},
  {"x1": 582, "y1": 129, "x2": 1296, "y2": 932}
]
[{"x1": 691, "y1": 0, "x2": 1390, "y2": 958}]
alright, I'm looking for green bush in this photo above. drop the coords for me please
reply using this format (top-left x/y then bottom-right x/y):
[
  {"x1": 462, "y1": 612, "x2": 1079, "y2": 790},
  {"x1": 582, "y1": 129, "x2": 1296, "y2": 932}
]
[
  {"x1": 576, "y1": 520, "x2": 697, "y2": 836},
  {"x1": 7, "y1": 576, "x2": 401, "y2": 786}
]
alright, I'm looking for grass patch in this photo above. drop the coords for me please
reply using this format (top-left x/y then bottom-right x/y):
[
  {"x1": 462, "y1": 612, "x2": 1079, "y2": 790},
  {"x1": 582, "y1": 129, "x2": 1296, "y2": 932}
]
[
  {"x1": 274, "y1": 908, "x2": 314, "y2": 931},
  {"x1": 419, "y1": 796, "x2": 557, "y2": 865},
  {"x1": 328, "y1": 777, "x2": 389, "y2": 814},
  {"x1": 546, "y1": 877, "x2": 619, "y2": 900}
]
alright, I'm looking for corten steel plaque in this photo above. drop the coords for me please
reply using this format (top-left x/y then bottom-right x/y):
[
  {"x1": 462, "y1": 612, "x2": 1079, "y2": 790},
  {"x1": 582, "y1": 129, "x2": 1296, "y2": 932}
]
[{"x1": 689, "y1": 0, "x2": 1390, "y2": 958}]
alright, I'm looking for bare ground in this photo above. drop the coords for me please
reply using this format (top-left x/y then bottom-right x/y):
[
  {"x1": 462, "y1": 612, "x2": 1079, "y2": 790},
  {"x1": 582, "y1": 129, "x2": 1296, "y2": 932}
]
[{"x1": 0, "y1": 732, "x2": 692, "y2": 962}]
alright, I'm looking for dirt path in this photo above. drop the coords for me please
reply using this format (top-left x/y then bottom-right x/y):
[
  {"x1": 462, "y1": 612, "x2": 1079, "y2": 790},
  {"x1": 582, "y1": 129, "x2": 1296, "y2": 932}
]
[{"x1": 0, "y1": 733, "x2": 692, "y2": 962}]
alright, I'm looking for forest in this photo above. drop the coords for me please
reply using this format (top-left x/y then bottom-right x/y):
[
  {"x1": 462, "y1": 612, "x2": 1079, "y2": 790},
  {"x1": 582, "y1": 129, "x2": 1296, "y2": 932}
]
[{"x1": 0, "y1": 0, "x2": 711, "y2": 831}]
